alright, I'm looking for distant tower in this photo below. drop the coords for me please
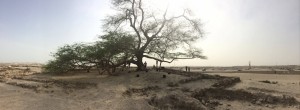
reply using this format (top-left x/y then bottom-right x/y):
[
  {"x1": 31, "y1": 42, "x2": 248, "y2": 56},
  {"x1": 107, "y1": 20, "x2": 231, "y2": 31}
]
[{"x1": 249, "y1": 61, "x2": 251, "y2": 69}]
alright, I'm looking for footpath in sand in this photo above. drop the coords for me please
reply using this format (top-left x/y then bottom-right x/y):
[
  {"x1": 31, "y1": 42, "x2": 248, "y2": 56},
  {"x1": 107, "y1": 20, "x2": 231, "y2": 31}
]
[{"x1": 0, "y1": 67, "x2": 300, "y2": 110}]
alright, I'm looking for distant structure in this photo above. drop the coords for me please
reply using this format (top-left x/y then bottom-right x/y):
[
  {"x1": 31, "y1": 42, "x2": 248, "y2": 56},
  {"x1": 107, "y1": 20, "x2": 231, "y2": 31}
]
[{"x1": 249, "y1": 61, "x2": 251, "y2": 69}]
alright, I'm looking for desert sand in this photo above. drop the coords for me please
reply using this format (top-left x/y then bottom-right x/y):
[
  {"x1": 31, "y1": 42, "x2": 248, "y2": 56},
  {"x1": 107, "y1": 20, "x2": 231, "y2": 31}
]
[{"x1": 1, "y1": 64, "x2": 300, "y2": 110}]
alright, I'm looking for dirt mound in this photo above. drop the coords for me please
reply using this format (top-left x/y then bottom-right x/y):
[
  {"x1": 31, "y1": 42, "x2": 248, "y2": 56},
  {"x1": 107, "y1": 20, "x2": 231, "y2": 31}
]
[
  {"x1": 0, "y1": 75, "x2": 98, "y2": 95},
  {"x1": 6, "y1": 81, "x2": 40, "y2": 90},
  {"x1": 51, "y1": 80, "x2": 97, "y2": 89},
  {"x1": 258, "y1": 80, "x2": 278, "y2": 84},
  {"x1": 123, "y1": 86, "x2": 161, "y2": 96},
  {"x1": 178, "y1": 75, "x2": 204, "y2": 84},
  {"x1": 11, "y1": 77, "x2": 97, "y2": 89},
  {"x1": 163, "y1": 69, "x2": 241, "y2": 88},
  {"x1": 178, "y1": 74, "x2": 223, "y2": 84},
  {"x1": 163, "y1": 69, "x2": 200, "y2": 77},
  {"x1": 212, "y1": 77, "x2": 241, "y2": 88},
  {"x1": 12, "y1": 76, "x2": 54, "y2": 83},
  {"x1": 149, "y1": 93, "x2": 208, "y2": 110},
  {"x1": 192, "y1": 88, "x2": 300, "y2": 106}
]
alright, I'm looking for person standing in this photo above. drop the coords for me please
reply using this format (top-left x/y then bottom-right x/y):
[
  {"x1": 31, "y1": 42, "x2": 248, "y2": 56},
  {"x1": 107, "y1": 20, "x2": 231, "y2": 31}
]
[
  {"x1": 144, "y1": 61, "x2": 147, "y2": 69},
  {"x1": 127, "y1": 61, "x2": 131, "y2": 68}
]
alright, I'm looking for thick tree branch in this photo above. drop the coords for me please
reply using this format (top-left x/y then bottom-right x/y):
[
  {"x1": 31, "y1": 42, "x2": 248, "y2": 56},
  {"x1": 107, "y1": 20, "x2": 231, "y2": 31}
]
[
  {"x1": 138, "y1": 0, "x2": 149, "y2": 39},
  {"x1": 128, "y1": 0, "x2": 142, "y2": 49},
  {"x1": 143, "y1": 55, "x2": 195, "y2": 64}
]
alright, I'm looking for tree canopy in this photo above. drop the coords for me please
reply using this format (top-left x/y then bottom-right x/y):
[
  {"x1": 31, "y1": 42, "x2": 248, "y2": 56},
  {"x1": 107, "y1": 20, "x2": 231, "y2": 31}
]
[
  {"x1": 104, "y1": 0, "x2": 206, "y2": 70},
  {"x1": 44, "y1": 0, "x2": 206, "y2": 73},
  {"x1": 44, "y1": 32, "x2": 136, "y2": 74}
]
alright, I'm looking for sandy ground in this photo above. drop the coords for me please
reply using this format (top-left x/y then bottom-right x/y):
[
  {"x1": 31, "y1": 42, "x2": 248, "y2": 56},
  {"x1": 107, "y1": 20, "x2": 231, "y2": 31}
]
[
  {"x1": 0, "y1": 68, "x2": 194, "y2": 110},
  {"x1": 1, "y1": 66, "x2": 300, "y2": 110},
  {"x1": 206, "y1": 73, "x2": 300, "y2": 100},
  {"x1": 205, "y1": 72, "x2": 300, "y2": 110}
]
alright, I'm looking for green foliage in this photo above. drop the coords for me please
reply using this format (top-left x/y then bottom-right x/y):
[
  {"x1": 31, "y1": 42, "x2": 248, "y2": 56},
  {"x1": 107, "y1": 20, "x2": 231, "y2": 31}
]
[
  {"x1": 44, "y1": 32, "x2": 136, "y2": 74},
  {"x1": 45, "y1": 0, "x2": 208, "y2": 72},
  {"x1": 43, "y1": 60, "x2": 71, "y2": 73},
  {"x1": 43, "y1": 44, "x2": 83, "y2": 73},
  {"x1": 99, "y1": 32, "x2": 136, "y2": 60}
]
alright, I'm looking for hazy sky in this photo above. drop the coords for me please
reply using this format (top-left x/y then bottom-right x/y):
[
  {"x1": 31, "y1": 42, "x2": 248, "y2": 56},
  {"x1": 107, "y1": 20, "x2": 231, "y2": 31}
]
[{"x1": 0, "y1": 0, "x2": 299, "y2": 66}]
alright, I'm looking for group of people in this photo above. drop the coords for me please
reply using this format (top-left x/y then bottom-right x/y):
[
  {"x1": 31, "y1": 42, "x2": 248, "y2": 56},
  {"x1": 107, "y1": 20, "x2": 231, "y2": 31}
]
[
  {"x1": 125, "y1": 61, "x2": 192, "y2": 72},
  {"x1": 123, "y1": 61, "x2": 148, "y2": 69},
  {"x1": 124, "y1": 61, "x2": 165, "y2": 72}
]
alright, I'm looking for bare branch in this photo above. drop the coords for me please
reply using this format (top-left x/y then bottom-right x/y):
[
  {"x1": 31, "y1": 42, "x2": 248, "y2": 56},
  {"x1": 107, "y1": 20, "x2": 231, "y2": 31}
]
[
  {"x1": 138, "y1": 0, "x2": 149, "y2": 39},
  {"x1": 144, "y1": 55, "x2": 197, "y2": 64},
  {"x1": 151, "y1": 7, "x2": 169, "y2": 38},
  {"x1": 128, "y1": 0, "x2": 142, "y2": 49}
]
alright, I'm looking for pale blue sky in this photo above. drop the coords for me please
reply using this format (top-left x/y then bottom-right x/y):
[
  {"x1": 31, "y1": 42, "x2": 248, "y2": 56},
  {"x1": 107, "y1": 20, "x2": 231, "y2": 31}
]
[{"x1": 0, "y1": 0, "x2": 299, "y2": 66}]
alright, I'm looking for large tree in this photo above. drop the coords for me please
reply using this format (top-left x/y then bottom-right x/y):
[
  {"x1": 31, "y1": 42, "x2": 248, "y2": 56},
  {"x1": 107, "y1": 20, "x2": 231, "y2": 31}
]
[
  {"x1": 44, "y1": 32, "x2": 136, "y2": 74},
  {"x1": 104, "y1": 0, "x2": 206, "y2": 71}
]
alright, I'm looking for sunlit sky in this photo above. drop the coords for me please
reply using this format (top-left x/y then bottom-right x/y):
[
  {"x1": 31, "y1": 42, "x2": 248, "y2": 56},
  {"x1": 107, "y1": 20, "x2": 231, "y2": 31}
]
[{"x1": 0, "y1": 0, "x2": 299, "y2": 66}]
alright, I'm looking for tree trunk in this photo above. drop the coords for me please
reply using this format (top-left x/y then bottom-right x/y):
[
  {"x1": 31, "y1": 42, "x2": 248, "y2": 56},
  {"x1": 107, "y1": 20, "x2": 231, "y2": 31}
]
[
  {"x1": 136, "y1": 51, "x2": 144, "y2": 71},
  {"x1": 159, "y1": 61, "x2": 162, "y2": 68}
]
